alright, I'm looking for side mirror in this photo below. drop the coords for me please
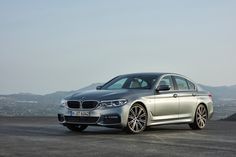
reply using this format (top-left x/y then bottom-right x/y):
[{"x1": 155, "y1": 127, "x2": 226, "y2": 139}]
[
  {"x1": 96, "y1": 86, "x2": 102, "y2": 90},
  {"x1": 156, "y1": 85, "x2": 171, "y2": 92}
]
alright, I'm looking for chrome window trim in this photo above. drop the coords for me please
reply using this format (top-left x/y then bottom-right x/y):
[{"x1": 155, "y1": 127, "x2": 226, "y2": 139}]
[{"x1": 154, "y1": 73, "x2": 198, "y2": 92}]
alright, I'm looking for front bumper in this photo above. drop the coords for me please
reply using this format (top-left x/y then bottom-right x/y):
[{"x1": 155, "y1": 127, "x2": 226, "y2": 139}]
[{"x1": 58, "y1": 105, "x2": 129, "y2": 128}]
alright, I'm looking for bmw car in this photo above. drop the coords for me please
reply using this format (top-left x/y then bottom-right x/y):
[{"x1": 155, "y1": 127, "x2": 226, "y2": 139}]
[{"x1": 58, "y1": 73, "x2": 213, "y2": 133}]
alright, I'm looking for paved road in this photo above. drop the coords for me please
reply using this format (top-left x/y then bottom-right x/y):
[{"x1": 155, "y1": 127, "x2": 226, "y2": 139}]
[{"x1": 0, "y1": 117, "x2": 235, "y2": 157}]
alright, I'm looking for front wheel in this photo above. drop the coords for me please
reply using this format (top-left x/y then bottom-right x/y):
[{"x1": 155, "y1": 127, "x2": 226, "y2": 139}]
[
  {"x1": 189, "y1": 104, "x2": 208, "y2": 130},
  {"x1": 126, "y1": 103, "x2": 147, "y2": 134},
  {"x1": 65, "y1": 124, "x2": 88, "y2": 132}
]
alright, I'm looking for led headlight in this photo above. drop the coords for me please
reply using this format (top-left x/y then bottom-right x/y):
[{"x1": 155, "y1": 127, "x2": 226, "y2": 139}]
[
  {"x1": 60, "y1": 99, "x2": 67, "y2": 107},
  {"x1": 98, "y1": 99, "x2": 128, "y2": 108}
]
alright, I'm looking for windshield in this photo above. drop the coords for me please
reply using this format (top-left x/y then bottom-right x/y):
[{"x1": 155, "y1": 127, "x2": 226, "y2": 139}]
[{"x1": 101, "y1": 75, "x2": 159, "y2": 90}]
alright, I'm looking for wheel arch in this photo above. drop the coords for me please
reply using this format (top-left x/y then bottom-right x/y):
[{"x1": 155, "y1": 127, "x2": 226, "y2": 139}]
[
  {"x1": 131, "y1": 101, "x2": 148, "y2": 114},
  {"x1": 196, "y1": 102, "x2": 209, "y2": 119}
]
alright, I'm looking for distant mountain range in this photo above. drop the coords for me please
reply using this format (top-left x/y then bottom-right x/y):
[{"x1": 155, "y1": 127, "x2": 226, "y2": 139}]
[
  {"x1": 199, "y1": 84, "x2": 236, "y2": 100},
  {"x1": 0, "y1": 83, "x2": 236, "y2": 120},
  {"x1": 0, "y1": 83, "x2": 101, "y2": 116}
]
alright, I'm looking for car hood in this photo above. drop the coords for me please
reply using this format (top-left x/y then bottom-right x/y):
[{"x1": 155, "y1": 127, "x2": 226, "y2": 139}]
[{"x1": 66, "y1": 89, "x2": 151, "y2": 101}]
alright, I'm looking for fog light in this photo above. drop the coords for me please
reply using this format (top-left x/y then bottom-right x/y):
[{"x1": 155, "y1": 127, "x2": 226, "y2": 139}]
[
  {"x1": 105, "y1": 115, "x2": 119, "y2": 119},
  {"x1": 102, "y1": 114, "x2": 121, "y2": 124}
]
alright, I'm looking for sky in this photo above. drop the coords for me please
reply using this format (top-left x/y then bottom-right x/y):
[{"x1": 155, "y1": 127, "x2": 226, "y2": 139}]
[{"x1": 0, "y1": 0, "x2": 236, "y2": 94}]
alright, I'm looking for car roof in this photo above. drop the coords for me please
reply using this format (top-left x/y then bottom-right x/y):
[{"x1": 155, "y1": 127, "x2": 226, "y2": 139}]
[
  {"x1": 119, "y1": 72, "x2": 197, "y2": 86},
  {"x1": 120, "y1": 72, "x2": 178, "y2": 77}
]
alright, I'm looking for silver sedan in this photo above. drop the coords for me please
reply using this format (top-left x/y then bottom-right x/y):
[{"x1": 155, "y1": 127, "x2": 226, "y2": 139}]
[{"x1": 58, "y1": 73, "x2": 213, "y2": 134}]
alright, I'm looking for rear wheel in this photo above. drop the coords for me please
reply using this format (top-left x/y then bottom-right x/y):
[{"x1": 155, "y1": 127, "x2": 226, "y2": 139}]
[
  {"x1": 189, "y1": 104, "x2": 208, "y2": 130},
  {"x1": 65, "y1": 124, "x2": 88, "y2": 132},
  {"x1": 126, "y1": 103, "x2": 147, "y2": 134}
]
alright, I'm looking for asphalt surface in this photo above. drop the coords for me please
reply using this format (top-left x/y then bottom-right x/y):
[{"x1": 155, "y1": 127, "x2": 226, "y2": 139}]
[{"x1": 0, "y1": 117, "x2": 235, "y2": 157}]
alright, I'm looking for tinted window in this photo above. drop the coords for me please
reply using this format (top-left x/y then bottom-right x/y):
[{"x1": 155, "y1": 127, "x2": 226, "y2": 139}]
[
  {"x1": 159, "y1": 76, "x2": 174, "y2": 90},
  {"x1": 187, "y1": 80, "x2": 195, "y2": 90},
  {"x1": 129, "y1": 78, "x2": 149, "y2": 89},
  {"x1": 102, "y1": 75, "x2": 158, "y2": 90},
  {"x1": 174, "y1": 76, "x2": 189, "y2": 90}
]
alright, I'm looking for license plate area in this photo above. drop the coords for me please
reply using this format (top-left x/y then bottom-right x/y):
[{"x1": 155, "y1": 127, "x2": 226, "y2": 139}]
[{"x1": 70, "y1": 111, "x2": 90, "y2": 117}]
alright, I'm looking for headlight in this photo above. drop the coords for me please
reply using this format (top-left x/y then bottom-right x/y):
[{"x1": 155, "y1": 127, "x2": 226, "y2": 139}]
[
  {"x1": 98, "y1": 99, "x2": 128, "y2": 108},
  {"x1": 60, "y1": 99, "x2": 67, "y2": 107}
]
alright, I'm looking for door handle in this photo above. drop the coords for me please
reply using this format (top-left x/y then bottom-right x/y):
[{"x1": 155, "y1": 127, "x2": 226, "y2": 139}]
[
  {"x1": 192, "y1": 93, "x2": 196, "y2": 96},
  {"x1": 173, "y1": 94, "x2": 178, "y2": 98}
]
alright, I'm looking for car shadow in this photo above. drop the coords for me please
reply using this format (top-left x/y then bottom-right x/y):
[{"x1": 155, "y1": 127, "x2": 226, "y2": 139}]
[{"x1": 64, "y1": 124, "x2": 195, "y2": 136}]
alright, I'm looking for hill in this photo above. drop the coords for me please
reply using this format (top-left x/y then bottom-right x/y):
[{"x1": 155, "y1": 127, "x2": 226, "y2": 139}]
[
  {"x1": 0, "y1": 83, "x2": 101, "y2": 116},
  {"x1": 199, "y1": 84, "x2": 236, "y2": 100}
]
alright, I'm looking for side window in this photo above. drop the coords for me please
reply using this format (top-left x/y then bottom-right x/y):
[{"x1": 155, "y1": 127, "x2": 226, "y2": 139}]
[
  {"x1": 159, "y1": 76, "x2": 174, "y2": 90},
  {"x1": 140, "y1": 79, "x2": 148, "y2": 88},
  {"x1": 187, "y1": 80, "x2": 195, "y2": 90},
  {"x1": 174, "y1": 76, "x2": 189, "y2": 90},
  {"x1": 129, "y1": 78, "x2": 149, "y2": 89}
]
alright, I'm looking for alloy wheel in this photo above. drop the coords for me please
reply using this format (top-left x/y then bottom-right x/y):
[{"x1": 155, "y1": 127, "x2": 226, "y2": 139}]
[
  {"x1": 127, "y1": 104, "x2": 147, "y2": 133},
  {"x1": 196, "y1": 104, "x2": 207, "y2": 128}
]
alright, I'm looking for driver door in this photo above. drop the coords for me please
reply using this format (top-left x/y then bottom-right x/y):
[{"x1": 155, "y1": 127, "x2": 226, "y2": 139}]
[{"x1": 153, "y1": 76, "x2": 179, "y2": 121}]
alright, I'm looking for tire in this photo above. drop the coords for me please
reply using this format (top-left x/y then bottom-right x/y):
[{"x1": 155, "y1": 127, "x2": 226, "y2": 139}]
[
  {"x1": 189, "y1": 104, "x2": 208, "y2": 130},
  {"x1": 126, "y1": 103, "x2": 147, "y2": 134},
  {"x1": 65, "y1": 124, "x2": 88, "y2": 132}
]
